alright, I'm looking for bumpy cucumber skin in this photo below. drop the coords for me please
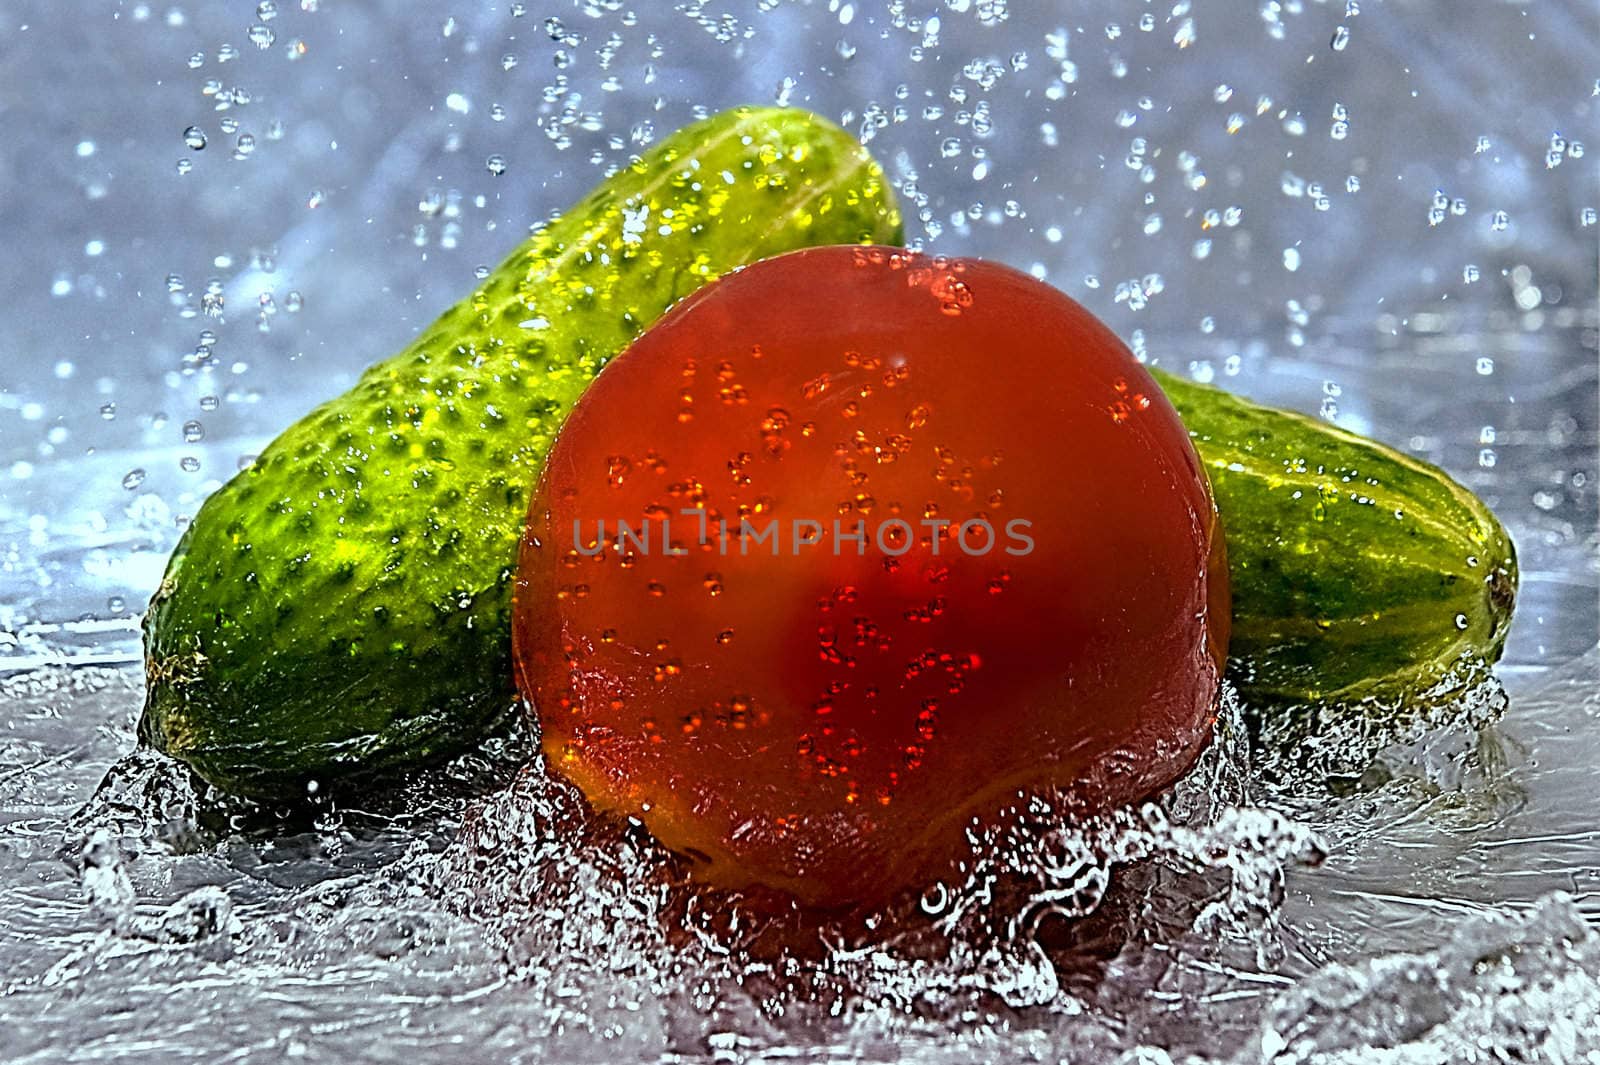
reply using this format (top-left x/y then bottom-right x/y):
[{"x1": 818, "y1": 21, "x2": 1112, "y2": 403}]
[
  {"x1": 140, "y1": 107, "x2": 904, "y2": 797},
  {"x1": 1152, "y1": 369, "x2": 1517, "y2": 706}
]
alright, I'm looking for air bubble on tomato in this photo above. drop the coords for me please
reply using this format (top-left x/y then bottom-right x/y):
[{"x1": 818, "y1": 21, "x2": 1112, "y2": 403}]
[{"x1": 513, "y1": 245, "x2": 1229, "y2": 910}]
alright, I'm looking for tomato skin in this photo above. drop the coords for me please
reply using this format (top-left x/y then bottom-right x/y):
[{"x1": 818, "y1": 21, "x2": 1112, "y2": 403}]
[{"x1": 514, "y1": 246, "x2": 1228, "y2": 909}]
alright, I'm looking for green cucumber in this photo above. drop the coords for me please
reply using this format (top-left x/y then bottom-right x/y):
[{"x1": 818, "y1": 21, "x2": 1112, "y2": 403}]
[
  {"x1": 139, "y1": 106, "x2": 904, "y2": 797},
  {"x1": 1152, "y1": 369, "x2": 1517, "y2": 707}
]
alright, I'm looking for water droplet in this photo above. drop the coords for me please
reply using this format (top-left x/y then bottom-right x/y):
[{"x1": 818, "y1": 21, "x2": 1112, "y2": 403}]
[
  {"x1": 180, "y1": 456, "x2": 202, "y2": 473},
  {"x1": 486, "y1": 154, "x2": 507, "y2": 175},
  {"x1": 183, "y1": 126, "x2": 207, "y2": 150},
  {"x1": 122, "y1": 468, "x2": 147, "y2": 490},
  {"x1": 1331, "y1": 25, "x2": 1350, "y2": 50},
  {"x1": 248, "y1": 23, "x2": 275, "y2": 49},
  {"x1": 1491, "y1": 210, "x2": 1509, "y2": 232},
  {"x1": 183, "y1": 420, "x2": 205, "y2": 443},
  {"x1": 256, "y1": 0, "x2": 278, "y2": 19},
  {"x1": 99, "y1": 402, "x2": 117, "y2": 420}
]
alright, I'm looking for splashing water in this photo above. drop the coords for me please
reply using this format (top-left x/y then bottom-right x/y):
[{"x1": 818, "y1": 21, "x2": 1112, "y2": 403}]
[
  {"x1": 17, "y1": 657, "x2": 1590, "y2": 1061},
  {"x1": 2, "y1": 0, "x2": 1596, "y2": 1059}
]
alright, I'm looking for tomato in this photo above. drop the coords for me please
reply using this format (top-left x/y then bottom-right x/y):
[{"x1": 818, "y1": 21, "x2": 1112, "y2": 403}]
[{"x1": 513, "y1": 246, "x2": 1228, "y2": 910}]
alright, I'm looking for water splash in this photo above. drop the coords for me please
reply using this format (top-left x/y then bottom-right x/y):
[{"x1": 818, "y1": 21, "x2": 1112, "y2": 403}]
[{"x1": 430, "y1": 686, "x2": 1325, "y2": 1026}]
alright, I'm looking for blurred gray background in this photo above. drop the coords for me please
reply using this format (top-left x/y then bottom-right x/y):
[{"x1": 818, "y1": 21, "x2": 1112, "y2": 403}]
[{"x1": 0, "y1": 0, "x2": 1595, "y2": 675}]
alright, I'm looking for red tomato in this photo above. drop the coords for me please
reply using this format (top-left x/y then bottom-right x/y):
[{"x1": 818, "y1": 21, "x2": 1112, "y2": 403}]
[{"x1": 513, "y1": 246, "x2": 1228, "y2": 910}]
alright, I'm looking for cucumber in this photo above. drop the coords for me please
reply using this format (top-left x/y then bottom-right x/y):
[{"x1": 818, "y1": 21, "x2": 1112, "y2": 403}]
[
  {"x1": 1151, "y1": 369, "x2": 1517, "y2": 707},
  {"x1": 139, "y1": 106, "x2": 904, "y2": 797}
]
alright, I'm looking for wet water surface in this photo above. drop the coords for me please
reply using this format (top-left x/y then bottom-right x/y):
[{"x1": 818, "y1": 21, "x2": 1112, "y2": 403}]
[{"x1": 2, "y1": 1, "x2": 1596, "y2": 1061}]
